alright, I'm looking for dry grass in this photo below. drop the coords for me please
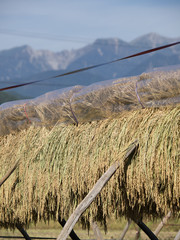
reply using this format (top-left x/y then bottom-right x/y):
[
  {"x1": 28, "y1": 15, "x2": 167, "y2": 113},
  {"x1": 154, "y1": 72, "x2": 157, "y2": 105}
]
[
  {"x1": 0, "y1": 218, "x2": 180, "y2": 239},
  {"x1": 0, "y1": 104, "x2": 179, "y2": 229},
  {"x1": 0, "y1": 228, "x2": 179, "y2": 240}
]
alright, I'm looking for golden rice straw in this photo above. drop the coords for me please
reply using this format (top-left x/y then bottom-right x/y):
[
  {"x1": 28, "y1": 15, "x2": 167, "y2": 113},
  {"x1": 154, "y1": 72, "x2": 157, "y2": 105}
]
[{"x1": 0, "y1": 104, "x2": 179, "y2": 229}]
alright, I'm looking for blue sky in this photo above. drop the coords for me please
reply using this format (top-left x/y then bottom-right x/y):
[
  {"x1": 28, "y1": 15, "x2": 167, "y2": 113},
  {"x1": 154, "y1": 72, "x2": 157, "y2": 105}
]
[{"x1": 0, "y1": 0, "x2": 180, "y2": 52}]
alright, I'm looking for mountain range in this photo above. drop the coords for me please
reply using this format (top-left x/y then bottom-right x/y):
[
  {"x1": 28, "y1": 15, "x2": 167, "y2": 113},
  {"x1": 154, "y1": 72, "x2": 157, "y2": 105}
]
[{"x1": 0, "y1": 32, "x2": 180, "y2": 98}]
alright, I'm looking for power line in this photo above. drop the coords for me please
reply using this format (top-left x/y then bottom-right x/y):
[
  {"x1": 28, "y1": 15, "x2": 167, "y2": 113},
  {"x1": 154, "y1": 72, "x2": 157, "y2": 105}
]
[
  {"x1": 0, "y1": 29, "x2": 131, "y2": 48},
  {"x1": 0, "y1": 40, "x2": 179, "y2": 92},
  {"x1": 0, "y1": 28, "x2": 94, "y2": 44},
  {"x1": 0, "y1": 80, "x2": 74, "y2": 87}
]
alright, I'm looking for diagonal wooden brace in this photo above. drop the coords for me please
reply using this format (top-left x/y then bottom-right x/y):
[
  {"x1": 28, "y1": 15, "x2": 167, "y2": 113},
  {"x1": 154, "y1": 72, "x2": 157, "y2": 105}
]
[
  {"x1": 0, "y1": 160, "x2": 19, "y2": 187},
  {"x1": 58, "y1": 218, "x2": 80, "y2": 240},
  {"x1": 16, "y1": 224, "x2": 32, "y2": 240},
  {"x1": 56, "y1": 141, "x2": 139, "y2": 240}
]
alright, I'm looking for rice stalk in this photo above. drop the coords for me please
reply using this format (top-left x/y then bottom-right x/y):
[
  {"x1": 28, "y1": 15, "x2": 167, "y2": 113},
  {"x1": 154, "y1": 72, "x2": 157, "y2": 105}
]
[{"x1": 0, "y1": 105, "x2": 179, "y2": 229}]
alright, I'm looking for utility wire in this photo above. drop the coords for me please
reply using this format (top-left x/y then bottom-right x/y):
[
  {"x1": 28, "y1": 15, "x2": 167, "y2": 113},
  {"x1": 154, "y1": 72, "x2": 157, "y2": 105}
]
[
  {"x1": 0, "y1": 29, "x2": 131, "y2": 47},
  {"x1": 0, "y1": 40, "x2": 180, "y2": 92},
  {"x1": 0, "y1": 28, "x2": 94, "y2": 44}
]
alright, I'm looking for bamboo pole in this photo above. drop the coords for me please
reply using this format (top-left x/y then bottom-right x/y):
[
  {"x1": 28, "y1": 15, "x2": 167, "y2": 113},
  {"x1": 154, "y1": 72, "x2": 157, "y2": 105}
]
[
  {"x1": 92, "y1": 221, "x2": 104, "y2": 240},
  {"x1": 136, "y1": 221, "x2": 158, "y2": 240},
  {"x1": 134, "y1": 226, "x2": 140, "y2": 240},
  {"x1": 118, "y1": 219, "x2": 131, "y2": 240},
  {"x1": 16, "y1": 224, "x2": 32, "y2": 240},
  {"x1": 58, "y1": 218, "x2": 81, "y2": 240},
  {"x1": 56, "y1": 141, "x2": 139, "y2": 240},
  {"x1": 174, "y1": 230, "x2": 180, "y2": 240},
  {"x1": 153, "y1": 211, "x2": 171, "y2": 236},
  {"x1": 0, "y1": 160, "x2": 19, "y2": 187}
]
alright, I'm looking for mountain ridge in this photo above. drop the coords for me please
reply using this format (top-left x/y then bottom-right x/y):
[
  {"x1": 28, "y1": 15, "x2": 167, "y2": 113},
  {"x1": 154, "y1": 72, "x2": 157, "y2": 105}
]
[
  {"x1": 0, "y1": 32, "x2": 180, "y2": 97},
  {"x1": 130, "y1": 32, "x2": 177, "y2": 47}
]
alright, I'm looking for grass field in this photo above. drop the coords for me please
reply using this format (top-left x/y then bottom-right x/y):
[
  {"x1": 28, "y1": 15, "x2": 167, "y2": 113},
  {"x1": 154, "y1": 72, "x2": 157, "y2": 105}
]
[{"x1": 1, "y1": 218, "x2": 180, "y2": 240}]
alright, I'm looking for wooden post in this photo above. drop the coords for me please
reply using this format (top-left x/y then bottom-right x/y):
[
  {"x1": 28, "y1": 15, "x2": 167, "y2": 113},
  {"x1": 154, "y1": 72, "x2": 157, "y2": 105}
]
[
  {"x1": 118, "y1": 219, "x2": 131, "y2": 240},
  {"x1": 174, "y1": 230, "x2": 180, "y2": 240},
  {"x1": 16, "y1": 224, "x2": 32, "y2": 240},
  {"x1": 134, "y1": 226, "x2": 140, "y2": 240},
  {"x1": 56, "y1": 141, "x2": 139, "y2": 240},
  {"x1": 0, "y1": 160, "x2": 19, "y2": 187},
  {"x1": 58, "y1": 218, "x2": 81, "y2": 240},
  {"x1": 136, "y1": 220, "x2": 158, "y2": 240},
  {"x1": 92, "y1": 221, "x2": 104, "y2": 240},
  {"x1": 153, "y1": 211, "x2": 171, "y2": 236}
]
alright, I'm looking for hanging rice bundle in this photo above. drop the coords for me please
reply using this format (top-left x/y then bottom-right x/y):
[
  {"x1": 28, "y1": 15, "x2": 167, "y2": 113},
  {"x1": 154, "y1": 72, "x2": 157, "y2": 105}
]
[{"x1": 0, "y1": 104, "x2": 179, "y2": 229}]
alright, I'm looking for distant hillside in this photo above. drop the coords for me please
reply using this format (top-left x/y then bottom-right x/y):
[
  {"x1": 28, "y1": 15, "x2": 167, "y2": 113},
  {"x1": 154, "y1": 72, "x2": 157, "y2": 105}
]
[
  {"x1": 0, "y1": 32, "x2": 180, "y2": 97},
  {"x1": 130, "y1": 32, "x2": 178, "y2": 48},
  {"x1": 0, "y1": 92, "x2": 24, "y2": 104},
  {"x1": 0, "y1": 46, "x2": 78, "y2": 81},
  {"x1": 8, "y1": 70, "x2": 105, "y2": 97}
]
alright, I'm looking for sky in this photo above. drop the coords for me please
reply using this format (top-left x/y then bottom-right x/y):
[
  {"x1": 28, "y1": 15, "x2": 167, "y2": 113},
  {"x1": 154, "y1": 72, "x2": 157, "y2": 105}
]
[{"x1": 0, "y1": 0, "x2": 180, "y2": 52}]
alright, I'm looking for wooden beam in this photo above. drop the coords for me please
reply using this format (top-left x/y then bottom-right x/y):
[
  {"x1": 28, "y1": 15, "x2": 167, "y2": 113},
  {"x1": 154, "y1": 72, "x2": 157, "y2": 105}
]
[
  {"x1": 0, "y1": 160, "x2": 19, "y2": 187},
  {"x1": 136, "y1": 220, "x2": 158, "y2": 240},
  {"x1": 174, "y1": 230, "x2": 180, "y2": 240},
  {"x1": 56, "y1": 141, "x2": 139, "y2": 240},
  {"x1": 153, "y1": 211, "x2": 171, "y2": 236},
  {"x1": 118, "y1": 219, "x2": 131, "y2": 240},
  {"x1": 16, "y1": 224, "x2": 32, "y2": 240},
  {"x1": 134, "y1": 225, "x2": 140, "y2": 240},
  {"x1": 58, "y1": 218, "x2": 81, "y2": 240},
  {"x1": 92, "y1": 221, "x2": 104, "y2": 240}
]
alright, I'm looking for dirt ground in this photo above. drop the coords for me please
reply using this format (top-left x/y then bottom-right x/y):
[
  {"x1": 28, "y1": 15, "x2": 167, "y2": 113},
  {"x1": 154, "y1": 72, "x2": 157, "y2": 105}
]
[{"x1": 0, "y1": 220, "x2": 179, "y2": 240}]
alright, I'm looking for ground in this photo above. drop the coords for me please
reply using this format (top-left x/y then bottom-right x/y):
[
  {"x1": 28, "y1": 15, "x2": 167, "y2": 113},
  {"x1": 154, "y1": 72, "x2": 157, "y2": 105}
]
[{"x1": 0, "y1": 218, "x2": 179, "y2": 240}]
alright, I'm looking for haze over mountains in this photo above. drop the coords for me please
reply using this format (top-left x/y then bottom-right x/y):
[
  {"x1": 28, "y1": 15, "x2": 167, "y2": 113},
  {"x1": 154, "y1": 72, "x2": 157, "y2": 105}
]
[{"x1": 0, "y1": 33, "x2": 180, "y2": 97}]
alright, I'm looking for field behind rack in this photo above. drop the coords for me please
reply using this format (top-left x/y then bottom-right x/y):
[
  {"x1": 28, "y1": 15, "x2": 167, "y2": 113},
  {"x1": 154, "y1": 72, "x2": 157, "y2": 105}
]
[{"x1": 1, "y1": 218, "x2": 180, "y2": 240}]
